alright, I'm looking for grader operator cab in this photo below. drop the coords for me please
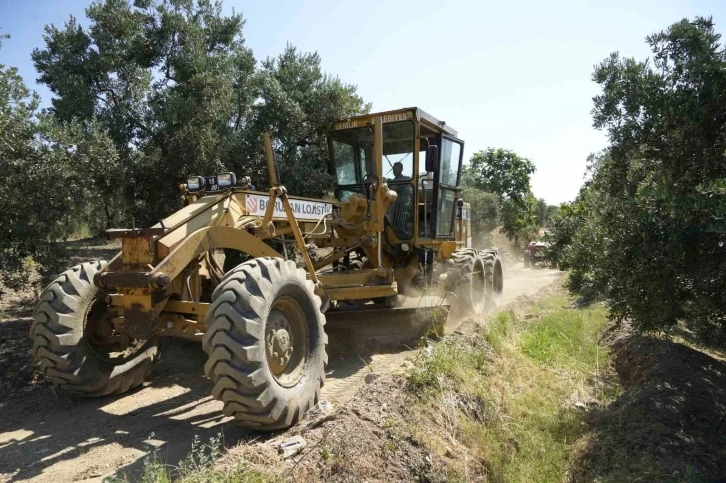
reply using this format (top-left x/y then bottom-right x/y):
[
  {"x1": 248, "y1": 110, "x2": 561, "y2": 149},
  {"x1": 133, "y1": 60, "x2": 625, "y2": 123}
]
[{"x1": 30, "y1": 107, "x2": 503, "y2": 430}]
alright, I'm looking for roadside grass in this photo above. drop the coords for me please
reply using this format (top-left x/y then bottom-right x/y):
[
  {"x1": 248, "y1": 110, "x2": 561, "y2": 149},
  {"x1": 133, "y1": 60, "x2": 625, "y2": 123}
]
[{"x1": 408, "y1": 289, "x2": 614, "y2": 482}]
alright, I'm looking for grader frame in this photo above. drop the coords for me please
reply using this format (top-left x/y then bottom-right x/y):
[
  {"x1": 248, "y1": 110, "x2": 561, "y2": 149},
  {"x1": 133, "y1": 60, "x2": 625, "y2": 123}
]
[
  {"x1": 96, "y1": 110, "x2": 481, "y2": 340},
  {"x1": 31, "y1": 107, "x2": 503, "y2": 430}
]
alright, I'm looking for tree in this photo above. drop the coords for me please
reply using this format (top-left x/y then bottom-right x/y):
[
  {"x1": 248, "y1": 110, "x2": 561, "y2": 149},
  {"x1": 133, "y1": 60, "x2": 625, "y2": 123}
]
[
  {"x1": 0, "y1": 36, "x2": 86, "y2": 288},
  {"x1": 33, "y1": 0, "x2": 369, "y2": 227},
  {"x1": 461, "y1": 180, "x2": 499, "y2": 246},
  {"x1": 465, "y1": 148, "x2": 535, "y2": 203},
  {"x1": 534, "y1": 197, "x2": 557, "y2": 228},
  {"x1": 556, "y1": 18, "x2": 726, "y2": 340},
  {"x1": 32, "y1": 1, "x2": 152, "y2": 229},
  {"x1": 463, "y1": 147, "x2": 538, "y2": 246},
  {"x1": 131, "y1": 0, "x2": 258, "y2": 223},
  {"x1": 238, "y1": 44, "x2": 369, "y2": 198},
  {"x1": 499, "y1": 193, "x2": 539, "y2": 246}
]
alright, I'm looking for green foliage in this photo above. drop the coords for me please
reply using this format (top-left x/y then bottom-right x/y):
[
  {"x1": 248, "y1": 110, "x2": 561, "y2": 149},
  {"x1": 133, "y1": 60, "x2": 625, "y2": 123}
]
[
  {"x1": 519, "y1": 305, "x2": 609, "y2": 370},
  {"x1": 461, "y1": 177, "x2": 499, "y2": 245},
  {"x1": 1, "y1": 0, "x2": 368, "y2": 288},
  {"x1": 0, "y1": 38, "x2": 77, "y2": 288},
  {"x1": 407, "y1": 291, "x2": 613, "y2": 483},
  {"x1": 499, "y1": 193, "x2": 539, "y2": 246},
  {"x1": 465, "y1": 147, "x2": 535, "y2": 203},
  {"x1": 543, "y1": 201, "x2": 582, "y2": 268},
  {"x1": 30, "y1": 0, "x2": 368, "y2": 228},
  {"x1": 462, "y1": 148, "x2": 539, "y2": 247},
  {"x1": 244, "y1": 44, "x2": 369, "y2": 198},
  {"x1": 408, "y1": 336, "x2": 489, "y2": 397},
  {"x1": 535, "y1": 198, "x2": 557, "y2": 228},
  {"x1": 550, "y1": 17, "x2": 726, "y2": 339}
]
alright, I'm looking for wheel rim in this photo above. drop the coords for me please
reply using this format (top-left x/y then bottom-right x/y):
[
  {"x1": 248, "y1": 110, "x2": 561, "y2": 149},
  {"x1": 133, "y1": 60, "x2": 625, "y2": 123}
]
[
  {"x1": 83, "y1": 293, "x2": 149, "y2": 364},
  {"x1": 265, "y1": 295, "x2": 309, "y2": 387}
]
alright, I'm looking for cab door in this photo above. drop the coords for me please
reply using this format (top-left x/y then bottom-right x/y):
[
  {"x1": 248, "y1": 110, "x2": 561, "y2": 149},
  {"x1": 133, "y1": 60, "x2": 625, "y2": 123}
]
[{"x1": 435, "y1": 137, "x2": 464, "y2": 237}]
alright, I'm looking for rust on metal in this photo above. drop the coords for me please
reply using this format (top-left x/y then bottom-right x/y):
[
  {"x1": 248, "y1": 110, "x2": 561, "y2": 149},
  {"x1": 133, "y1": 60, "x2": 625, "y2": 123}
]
[
  {"x1": 317, "y1": 268, "x2": 394, "y2": 287},
  {"x1": 163, "y1": 300, "x2": 209, "y2": 319},
  {"x1": 95, "y1": 272, "x2": 170, "y2": 290}
]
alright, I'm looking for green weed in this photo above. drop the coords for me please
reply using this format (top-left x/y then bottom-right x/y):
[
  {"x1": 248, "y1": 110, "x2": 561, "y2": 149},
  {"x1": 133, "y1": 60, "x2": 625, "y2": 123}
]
[{"x1": 406, "y1": 289, "x2": 614, "y2": 483}]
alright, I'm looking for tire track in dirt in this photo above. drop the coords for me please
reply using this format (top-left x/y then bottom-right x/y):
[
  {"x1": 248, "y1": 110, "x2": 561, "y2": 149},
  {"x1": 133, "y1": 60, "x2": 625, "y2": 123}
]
[
  {"x1": 0, "y1": 264, "x2": 559, "y2": 482},
  {"x1": 322, "y1": 352, "x2": 412, "y2": 406}
]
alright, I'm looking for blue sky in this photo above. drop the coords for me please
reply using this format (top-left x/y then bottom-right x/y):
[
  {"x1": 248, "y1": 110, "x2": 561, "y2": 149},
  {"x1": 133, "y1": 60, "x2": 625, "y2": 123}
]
[{"x1": 1, "y1": 0, "x2": 724, "y2": 204}]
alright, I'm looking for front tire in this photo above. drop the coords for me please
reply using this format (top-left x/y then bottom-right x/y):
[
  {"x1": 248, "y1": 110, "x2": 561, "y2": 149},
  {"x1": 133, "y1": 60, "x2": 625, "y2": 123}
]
[
  {"x1": 30, "y1": 261, "x2": 158, "y2": 397},
  {"x1": 203, "y1": 257, "x2": 327, "y2": 431}
]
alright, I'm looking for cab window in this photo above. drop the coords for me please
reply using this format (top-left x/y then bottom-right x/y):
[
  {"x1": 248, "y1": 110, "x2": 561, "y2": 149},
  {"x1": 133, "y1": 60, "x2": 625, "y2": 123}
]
[
  {"x1": 436, "y1": 138, "x2": 463, "y2": 236},
  {"x1": 332, "y1": 141, "x2": 357, "y2": 185},
  {"x1": 439, "y1": 139, "x2": 461, "y2": 187}
]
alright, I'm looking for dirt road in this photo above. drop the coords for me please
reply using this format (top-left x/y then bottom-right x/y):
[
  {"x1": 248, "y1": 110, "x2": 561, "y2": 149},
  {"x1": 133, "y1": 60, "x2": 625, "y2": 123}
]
[{"x1": 0, "y1": 264, "x2": 560, "y2": 482}]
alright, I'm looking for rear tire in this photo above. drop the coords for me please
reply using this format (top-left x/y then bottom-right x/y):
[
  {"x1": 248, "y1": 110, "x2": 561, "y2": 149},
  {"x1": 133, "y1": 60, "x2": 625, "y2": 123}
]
[
  {"x1": 30, "y1": 261, "x2": 158, "y2": 397},
  {"x1": 203, "y1": 257, "x2": 327, "y2": 431},
  {"x1": 481, "y1": 249, "x2": 503, "y2": 298},
  {"x1": 451, "y1": 249, "x2": 489, "y2": 316}
]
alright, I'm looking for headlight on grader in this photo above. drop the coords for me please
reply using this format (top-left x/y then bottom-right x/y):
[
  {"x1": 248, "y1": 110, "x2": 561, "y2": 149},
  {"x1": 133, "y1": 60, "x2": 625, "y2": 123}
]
[
  {"x1": 186, "y1": 176, "x2": 205, "y2": 191},
  {"x1": 215, "y1": 172, "x2": 236, "y2": 188},
  {"x1": 181, "y1": 173, "x2": 238, "y2": 192}
]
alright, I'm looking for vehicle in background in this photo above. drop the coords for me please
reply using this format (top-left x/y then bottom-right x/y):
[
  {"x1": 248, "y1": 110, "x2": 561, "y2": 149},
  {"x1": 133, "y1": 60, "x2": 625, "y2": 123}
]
[{"x1": 524, "y1": 240, "x2": 556, "y2": 268}]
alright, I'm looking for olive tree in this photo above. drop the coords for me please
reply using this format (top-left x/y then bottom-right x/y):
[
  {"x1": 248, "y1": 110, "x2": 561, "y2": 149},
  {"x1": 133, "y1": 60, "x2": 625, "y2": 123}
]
[{"x1": 553, "y1": 18, "x2": 726, "y2": 340}]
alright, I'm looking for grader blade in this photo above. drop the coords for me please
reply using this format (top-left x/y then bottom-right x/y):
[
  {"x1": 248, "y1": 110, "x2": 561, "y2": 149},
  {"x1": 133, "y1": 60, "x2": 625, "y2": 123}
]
[{"x1": 324, "y1": 300, "x2": 450, "y2": 358}]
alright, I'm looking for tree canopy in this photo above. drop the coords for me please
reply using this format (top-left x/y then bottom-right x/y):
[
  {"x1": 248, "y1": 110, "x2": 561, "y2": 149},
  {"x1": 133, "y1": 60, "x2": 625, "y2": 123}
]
[
  {"x1": 465, "y1": 148, "x2": 535, "y2": 203},
  {"x1": 0, "y1": 0, "x2": 369, "y2": 288},
  {"x1": 548, "y1": 17, "x2": 726, "y2": 340},
  {"x1": 30, "y1": 0, "x2": 369, "y2": 226},
  {"x1": 462, "y1": 148, "x2": 548, "y2": 247}
]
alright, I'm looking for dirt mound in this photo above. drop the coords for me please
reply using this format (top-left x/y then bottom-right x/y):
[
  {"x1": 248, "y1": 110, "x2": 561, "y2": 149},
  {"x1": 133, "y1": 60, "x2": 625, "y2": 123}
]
[
  {"x1": 221, "y1": 374, "x2": 484, "y2": 482},
  {"x1": 569, "y1": 324, "x2": 726, "y2": 482}
]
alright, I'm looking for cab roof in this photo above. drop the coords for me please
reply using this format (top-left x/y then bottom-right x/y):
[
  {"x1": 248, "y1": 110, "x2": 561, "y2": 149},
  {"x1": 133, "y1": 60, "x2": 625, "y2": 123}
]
[{"x1": 331, "y1": 107, "x2": 458, "y2": 138}]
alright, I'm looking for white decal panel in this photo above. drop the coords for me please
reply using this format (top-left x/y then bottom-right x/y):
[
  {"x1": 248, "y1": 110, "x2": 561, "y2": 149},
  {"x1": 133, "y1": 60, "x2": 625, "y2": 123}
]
[
  {"x1": 245, "y1": 194, "x2": 332, "y2": 222},
  {"x1": 332, "y1": 111, "x2": 413, "y2": 131}
]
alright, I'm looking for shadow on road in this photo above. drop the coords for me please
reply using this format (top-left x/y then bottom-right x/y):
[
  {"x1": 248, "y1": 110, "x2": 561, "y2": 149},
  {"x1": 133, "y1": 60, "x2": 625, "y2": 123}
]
[
  {"x1": 0, "y1": 333, "x2": 256, "y2": 482},
  {"x1": 0, "y1": 299, "x2": 398, "y2": 482}
]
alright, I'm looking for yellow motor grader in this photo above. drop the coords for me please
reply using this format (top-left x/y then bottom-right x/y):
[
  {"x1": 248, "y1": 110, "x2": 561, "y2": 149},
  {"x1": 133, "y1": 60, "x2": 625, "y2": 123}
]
[{"x1": 30, "y1": 107, "x2": 503, "y2": 430}]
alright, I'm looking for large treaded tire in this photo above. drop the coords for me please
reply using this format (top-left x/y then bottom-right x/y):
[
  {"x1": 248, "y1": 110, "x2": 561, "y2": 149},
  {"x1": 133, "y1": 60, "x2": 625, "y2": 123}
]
[
  {"x1": 481, "y1": 249, "x2": 504, "y2": 297},
  {"x1": 29, "y1": 261, "x2": 158, "y2": 397},
  {"x1": 451, "y1": 249, "x2": 503, "y2": 315},
  {"x1": 451, "y1": 249, "x2": 488, "y2": 315},
  {"x1": 202, "y1": 257, "x2": 327, "y2": 431}
]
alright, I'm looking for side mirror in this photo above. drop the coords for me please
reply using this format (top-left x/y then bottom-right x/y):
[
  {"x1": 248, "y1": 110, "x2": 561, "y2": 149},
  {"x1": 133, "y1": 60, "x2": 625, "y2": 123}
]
[{"x1": 425, "y1": 145, "x2": 439, "y2": 173}]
